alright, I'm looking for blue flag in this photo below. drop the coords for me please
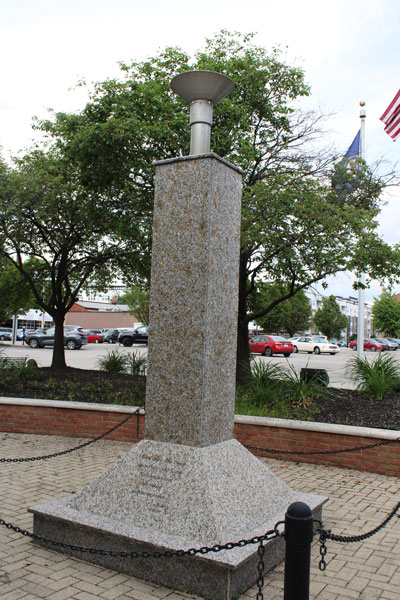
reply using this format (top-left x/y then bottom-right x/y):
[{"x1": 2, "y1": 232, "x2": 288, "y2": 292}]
[
  {"x1": 344, "y1": 130, "x2": 360, "y2": 161},
  {"x1": 335, "y1": 130, "x2": 361, "y2": 192}
]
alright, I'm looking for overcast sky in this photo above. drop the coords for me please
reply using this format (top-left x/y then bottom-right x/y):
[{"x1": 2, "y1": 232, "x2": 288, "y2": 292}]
[{"x1": 1, "y1": 0, "x2": 399, "y2": 300}]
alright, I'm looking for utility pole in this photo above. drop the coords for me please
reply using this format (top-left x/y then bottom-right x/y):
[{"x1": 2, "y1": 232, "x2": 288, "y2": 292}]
[{"x1": 357, "y1": 101, "x2": 366, "y2": 359}]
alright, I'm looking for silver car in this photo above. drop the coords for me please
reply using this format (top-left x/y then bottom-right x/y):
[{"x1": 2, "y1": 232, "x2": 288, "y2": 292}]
[{"x1": 25, "y1": 326, "x2": 88, "y2": 350}]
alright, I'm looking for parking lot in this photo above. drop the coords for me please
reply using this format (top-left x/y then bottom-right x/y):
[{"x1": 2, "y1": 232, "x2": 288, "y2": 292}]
[{"x1": 2, "y1": 340, "x2": 400, "y2": 389}]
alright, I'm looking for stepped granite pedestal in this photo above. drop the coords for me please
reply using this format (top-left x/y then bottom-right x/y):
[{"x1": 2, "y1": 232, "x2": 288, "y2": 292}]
[{"x1": 31, "y1": 155, "x2": 326, "y2": 600}]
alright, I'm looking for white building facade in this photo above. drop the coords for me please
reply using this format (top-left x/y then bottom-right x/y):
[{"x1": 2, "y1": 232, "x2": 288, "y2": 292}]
[{"x1": 306, "y1": 288, "x2": 373, "y2": 341}]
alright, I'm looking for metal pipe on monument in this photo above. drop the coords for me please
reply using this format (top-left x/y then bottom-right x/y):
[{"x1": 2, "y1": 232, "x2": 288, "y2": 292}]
[{"x1": 170, "y1": 70, "x2": 234, "y2": 155}]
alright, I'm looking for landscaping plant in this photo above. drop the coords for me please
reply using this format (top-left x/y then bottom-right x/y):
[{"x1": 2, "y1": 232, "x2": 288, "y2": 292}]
[
  {"x1": 235, "y1": 358, "x2": 322, "y2": 419},
  {"x1": 125, "y1": 351, "x2": 147, "y2": 376},
  {"x1": 346, "y1": 354, "x2": 400, "y2": 400},
  {"x1": 97, "y1": 349, "x2": 128, "y2": 374}
]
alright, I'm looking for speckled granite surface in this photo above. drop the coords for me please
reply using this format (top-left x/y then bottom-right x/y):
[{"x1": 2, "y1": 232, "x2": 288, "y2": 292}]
[
  {"x1": 45, "y1": 438, "x2": 323, "y2": 550},
  {"x1": 31, "y1": 438, "x2": 325, "y2": 598},
  {"x1": 145, "y1": 155, "x2": 242, "y2": 447}
]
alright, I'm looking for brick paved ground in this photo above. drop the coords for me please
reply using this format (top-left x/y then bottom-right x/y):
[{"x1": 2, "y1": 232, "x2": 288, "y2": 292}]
[{"x1": 0, "y1": 432, "x2": 399, "y2": 600}]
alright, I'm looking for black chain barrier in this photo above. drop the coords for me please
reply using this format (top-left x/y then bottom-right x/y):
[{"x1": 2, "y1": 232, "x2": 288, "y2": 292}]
[
  {"x1": 0, "y1": 408, "x2": 142, "y2": 463},
  {"x1": 244, "y1": 436, "x2": 400, "y2": 456},
  {"x1": 317, "y1": 501, "x2": 400, "y2": 571},
  {"x1": 0, "y1": 515, "x2": 280, "y2": 559}
]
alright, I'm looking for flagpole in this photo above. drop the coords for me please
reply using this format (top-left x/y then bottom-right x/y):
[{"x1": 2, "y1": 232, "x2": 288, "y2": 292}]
[{"x1": 357, "y1": 101, "x2": 366, "y2": 359}]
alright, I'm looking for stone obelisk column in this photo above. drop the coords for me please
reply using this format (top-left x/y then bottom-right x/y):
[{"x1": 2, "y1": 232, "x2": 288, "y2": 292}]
[
  {"x1": 145, "y1": 152, "x2": 241, "y2": 447},
  {"x1": 31, "y1": 71, "x2": 326, "y2": 600}
]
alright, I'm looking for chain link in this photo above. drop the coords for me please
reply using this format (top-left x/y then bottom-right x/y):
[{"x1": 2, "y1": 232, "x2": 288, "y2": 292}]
[
  {"x1": 0, "y1": 516, "x2": 280, "y2": 559},
  {"x1": 256, "y1": 541, "x2": 265, "y2": 600},
  {"x1": 318, "y1": 530, "x2": 328, "y2": 571},
  {"x1": 245, "y1": 436, "x2": 400, "y2": 457},
  {"x1": 317, "y1": 501, "x2": 400, "y2": 571},
  {"x1": 0, "y1": 408, "x2": 142, "y2": 463}
]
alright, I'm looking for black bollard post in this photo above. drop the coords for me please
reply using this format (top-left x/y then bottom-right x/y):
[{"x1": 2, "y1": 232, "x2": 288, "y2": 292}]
[{"x1": 283, "y1": 501, "x2": 314, "y2": 600}]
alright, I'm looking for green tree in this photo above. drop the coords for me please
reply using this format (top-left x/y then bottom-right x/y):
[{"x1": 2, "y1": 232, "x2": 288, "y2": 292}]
[
  {"x1": 372, "y1": 291, "x2": 400, "y2": 337},
  {"x1": 0, "y1": 257, "x2": 40, "y2": 321},
  {"x1": 0, "y1": 152, "x2": 147, "y2": 369},
  {"x1": 119, "y1": 285, "x2": 150, "y2": 325},
  {"x1": 5, "y1": 32, "x2": 400, "y2": 379},
  {"x1": 313, "y1": 295, "x2": 348, "y2": 340},
  {"x1": 250, "y1": 282, "x2": 311, "y2": 336}
]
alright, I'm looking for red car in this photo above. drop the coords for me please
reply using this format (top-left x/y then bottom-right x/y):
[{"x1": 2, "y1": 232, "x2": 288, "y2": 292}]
[
  {"x1": 349, "y1": 338, "x2": 388, "y2": 352},
  {"x1": 249, "y1": 335, "x2": 294, "y2": 357},
  {"x1": 85, "y1": 329, "x2": 102, "y2": 343}
]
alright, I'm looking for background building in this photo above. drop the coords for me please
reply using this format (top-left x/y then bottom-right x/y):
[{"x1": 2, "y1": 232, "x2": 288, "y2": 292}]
[{"x1": 306, "y1": 289, "x2": 372, "y2": 341}]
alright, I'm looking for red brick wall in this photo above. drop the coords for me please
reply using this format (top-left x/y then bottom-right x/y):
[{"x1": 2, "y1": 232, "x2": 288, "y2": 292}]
[
  {"x1": 0, "y1": 405, "x2": 144, "y2": 443},
  {"x1": 233, "y1": 422, "x2": 400, "y2": 477},
  {"x1": 0, "y1": 402, "x2": 398, "y2": 477}
]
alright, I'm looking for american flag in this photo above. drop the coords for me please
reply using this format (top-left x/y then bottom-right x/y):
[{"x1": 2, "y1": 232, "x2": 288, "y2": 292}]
[{"x1": 380, "y1": 89, "x2": 400, "y2": 141}]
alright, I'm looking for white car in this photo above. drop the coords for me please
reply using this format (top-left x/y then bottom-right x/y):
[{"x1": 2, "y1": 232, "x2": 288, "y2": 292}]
[{"x1": 291, "y1": 336, "x2": 339, "y2": 355}]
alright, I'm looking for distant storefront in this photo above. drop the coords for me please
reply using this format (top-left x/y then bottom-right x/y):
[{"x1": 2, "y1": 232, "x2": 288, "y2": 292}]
[
  {"x1": 16, "y1": 309, "x2": 53, "y2": 330},
  {"x1": 64, "y1": 300, "x2": 140, "y2": 330}
]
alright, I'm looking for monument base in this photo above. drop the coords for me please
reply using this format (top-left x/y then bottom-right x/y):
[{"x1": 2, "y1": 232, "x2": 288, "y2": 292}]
[{"x1": 30, "y1": 439, "x2": 326, "y2": 600}]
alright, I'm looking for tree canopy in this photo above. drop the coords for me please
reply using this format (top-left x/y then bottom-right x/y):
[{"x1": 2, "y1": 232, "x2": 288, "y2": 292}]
[
  {"x1": 313, "y1": 295, "x2": 348, "y2": 340},
  {"x1": 0, "y1": 149, "x2": 147, "y2": 367},
  {"x1": 1, "y1": 31, "x2": 399, "y2": 376},
  {"x1": 372, "y1": 291, "x2": 400, "y2": 337},
  {"x1": 0, "y1": 256, "x2": 39, "y2": 321},
  {"x1": 119, "y1": 285, "x2": 150, "y2": 325},
  {"x1": 249, "y1": 282, "x2": 311, "y2": 336}
]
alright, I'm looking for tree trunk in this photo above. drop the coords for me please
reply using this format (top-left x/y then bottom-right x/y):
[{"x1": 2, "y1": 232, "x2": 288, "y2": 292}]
[
  {"x1": 236, "y1": 257, "x2": 251, "y2": 387},
  {"x1": 50, "y1": 314, "x2": 67, "y2": 370}
]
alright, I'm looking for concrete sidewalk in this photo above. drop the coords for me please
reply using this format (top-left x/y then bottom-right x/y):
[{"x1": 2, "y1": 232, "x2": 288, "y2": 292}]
[{"x1": 0, "y1": 433, "x2": 399, "y2": 600}]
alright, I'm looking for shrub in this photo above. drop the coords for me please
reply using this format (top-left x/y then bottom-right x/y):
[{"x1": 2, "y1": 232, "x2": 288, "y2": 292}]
[
  {"x1": 279, "y1": 364, "x2": 326, "y2": 409},
  {"x1": 236, "y1": 358, "x2": 321, "y2": 419},
  {"x1": 125, "y1": 351, "x2": 147, "y2": 376},
  {"x1": 241, "y1": 359, "x2": 285, "y2": 405},
  {"x1": 0, "y1": 355, "x2": 35, "y2": 381},
  {"x1": 97, "y1": 350, "x2": 128, "y2": 374},
  {"x1": 346, "y1": 354, "x2": 400, "y2": 400}
]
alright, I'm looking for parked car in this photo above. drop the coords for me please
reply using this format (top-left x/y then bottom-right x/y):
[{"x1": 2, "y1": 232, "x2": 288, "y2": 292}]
[
  {"x1": 375, "y1": 338, "x2": 398, "y2": 351},
  {"x1": 0, "y1": 327, "x2": 12, "y2": 341},
  {"x1": 249, "y1": 335, "x2": 294, "y2": 357},
  {"x1": 64, "y1": 325, "x2": 86, "y2": 332},
  {"x1": 119, "y1": 325, "x2": 149, "y2": 347},
  {"x1": 291, "y1": 336, "x2": 339, "y2": 355},
  {"x1": 349, "y1": 338, "x2": 388, "y2": 352},
  {"x1": 99, "y1": 328, "x2": 121, "y2": 344},
  {"x1": 25, "y1": 327, "x2": 88, "y2": 349},
  {"x1": 85, "y1": 329, "x2": 102, "y2": 343},
  {"x1": 385, "y1": 338, "x2": 400, "y2": 348},
  {"x1": 24, "y1": 328, "x2": 48, "y2": 336}
]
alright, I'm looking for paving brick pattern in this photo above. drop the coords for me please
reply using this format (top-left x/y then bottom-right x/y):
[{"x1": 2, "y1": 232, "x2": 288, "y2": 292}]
[{"x1": 0, "y1": 432, "x2": 399, "y2": 600}]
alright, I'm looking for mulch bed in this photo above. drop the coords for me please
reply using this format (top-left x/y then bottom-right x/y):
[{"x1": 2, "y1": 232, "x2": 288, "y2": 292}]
[
  {"x1": 0, "y1": 367, "x2": 146, "y2": 406},
  {"x1": 311, "y1": 388, "x2": 400, "y2": 431},
  {"x1": 1, "y1": 367, "x2": 399, "y2": 431}
]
